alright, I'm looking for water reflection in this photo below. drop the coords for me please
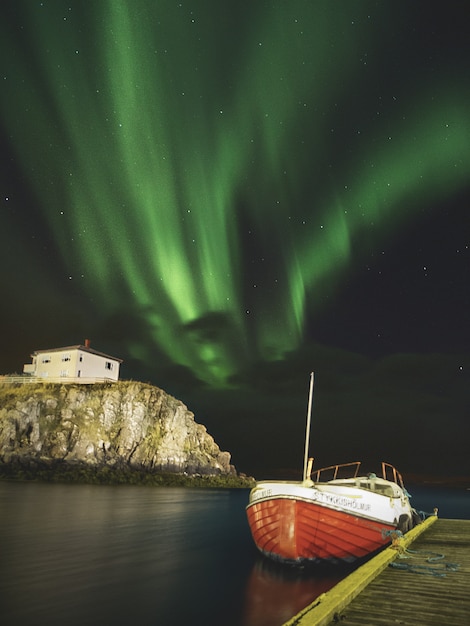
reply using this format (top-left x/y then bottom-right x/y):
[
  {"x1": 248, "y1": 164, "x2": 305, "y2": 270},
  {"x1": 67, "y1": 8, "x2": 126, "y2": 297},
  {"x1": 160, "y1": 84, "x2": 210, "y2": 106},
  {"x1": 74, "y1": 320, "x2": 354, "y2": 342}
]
[
  {"x1": 0, "y1": 482, "x2": 345, "y2": 626},
  {"x1": 242, "y1": 557, "x2": 343, "y2": 626},
  {"x1": 1, "y1": 483, "x2": 245, "y2": 625}
]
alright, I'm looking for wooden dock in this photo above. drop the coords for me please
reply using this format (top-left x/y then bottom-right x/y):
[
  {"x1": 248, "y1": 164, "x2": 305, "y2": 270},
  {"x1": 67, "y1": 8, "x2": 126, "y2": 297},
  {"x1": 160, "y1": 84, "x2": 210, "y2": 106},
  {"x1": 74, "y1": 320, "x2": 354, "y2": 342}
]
[{"x1": 284, "y1": 517, "x2": 470, "y2": 626}]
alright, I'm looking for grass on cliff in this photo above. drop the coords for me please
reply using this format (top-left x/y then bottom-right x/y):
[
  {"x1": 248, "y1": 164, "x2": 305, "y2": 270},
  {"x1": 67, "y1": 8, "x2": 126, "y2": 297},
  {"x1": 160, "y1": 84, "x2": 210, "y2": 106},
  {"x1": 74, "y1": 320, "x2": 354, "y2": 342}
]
[{"x1": 0, "y1": 461, "x2": 255, "y2": 488}]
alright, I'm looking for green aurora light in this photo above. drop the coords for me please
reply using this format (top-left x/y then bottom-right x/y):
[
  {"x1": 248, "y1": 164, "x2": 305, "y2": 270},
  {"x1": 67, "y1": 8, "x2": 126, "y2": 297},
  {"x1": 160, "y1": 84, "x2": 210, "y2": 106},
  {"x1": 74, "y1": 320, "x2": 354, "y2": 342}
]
[{"x1": 1, "y1": 1, "x2": 469, "y2": 386}]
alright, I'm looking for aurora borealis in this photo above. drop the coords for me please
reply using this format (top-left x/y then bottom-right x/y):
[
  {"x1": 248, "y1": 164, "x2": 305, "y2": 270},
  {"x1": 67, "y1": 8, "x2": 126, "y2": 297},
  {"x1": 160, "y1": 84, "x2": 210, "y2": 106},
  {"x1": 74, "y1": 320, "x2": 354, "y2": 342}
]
[{"x1": 1, "y1": 1, "x2": 469, "y2": 477}]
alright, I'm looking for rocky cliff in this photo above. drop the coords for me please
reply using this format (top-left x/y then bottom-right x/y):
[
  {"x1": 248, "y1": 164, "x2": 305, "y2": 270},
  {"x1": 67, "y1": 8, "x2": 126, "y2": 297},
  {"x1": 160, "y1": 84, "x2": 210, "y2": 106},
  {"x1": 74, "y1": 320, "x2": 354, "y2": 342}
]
[{"x1": 0, "y1": 380, "x2": 236, "y2": 477}]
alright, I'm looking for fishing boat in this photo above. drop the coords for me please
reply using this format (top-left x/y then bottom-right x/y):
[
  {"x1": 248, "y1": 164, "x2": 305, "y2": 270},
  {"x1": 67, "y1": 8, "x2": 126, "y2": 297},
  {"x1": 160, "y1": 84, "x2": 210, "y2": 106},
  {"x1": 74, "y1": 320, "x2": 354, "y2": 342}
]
[{"x1": 246, "y1": 372, "x2": 419, "y2": 565}]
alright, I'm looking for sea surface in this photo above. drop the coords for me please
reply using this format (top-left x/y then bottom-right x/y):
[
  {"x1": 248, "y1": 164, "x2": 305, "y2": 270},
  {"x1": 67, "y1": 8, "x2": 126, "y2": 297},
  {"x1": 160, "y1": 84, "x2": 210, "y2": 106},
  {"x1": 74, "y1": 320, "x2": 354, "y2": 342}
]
[{"x1": 0, "y1": 481, "x2": 468, "y2": 626}]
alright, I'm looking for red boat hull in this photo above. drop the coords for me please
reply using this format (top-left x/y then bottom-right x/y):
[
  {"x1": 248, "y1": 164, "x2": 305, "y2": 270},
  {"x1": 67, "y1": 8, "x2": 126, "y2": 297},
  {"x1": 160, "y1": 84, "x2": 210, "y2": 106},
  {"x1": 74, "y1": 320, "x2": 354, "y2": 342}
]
[{"x1": 246, "y1": 497, "x2": 395, "y2": 564}]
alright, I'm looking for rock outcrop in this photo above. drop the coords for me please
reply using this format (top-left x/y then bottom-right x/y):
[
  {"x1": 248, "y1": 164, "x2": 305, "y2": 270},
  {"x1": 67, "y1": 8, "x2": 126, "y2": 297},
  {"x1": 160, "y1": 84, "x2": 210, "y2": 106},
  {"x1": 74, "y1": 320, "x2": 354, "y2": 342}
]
[{"x1": 0, "y1": 380, "x2": 235, "y2": 476}]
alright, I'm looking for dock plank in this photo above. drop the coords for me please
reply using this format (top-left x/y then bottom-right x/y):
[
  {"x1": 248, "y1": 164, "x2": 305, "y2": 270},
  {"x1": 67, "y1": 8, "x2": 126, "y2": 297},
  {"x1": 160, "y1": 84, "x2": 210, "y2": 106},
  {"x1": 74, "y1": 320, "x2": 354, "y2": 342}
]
[
  {"x1": 328, "y1": 519, "x2": 469, "y2": 626},
  {"x1": 283, "y1": 518, "x2": 470, "y2": 626}
]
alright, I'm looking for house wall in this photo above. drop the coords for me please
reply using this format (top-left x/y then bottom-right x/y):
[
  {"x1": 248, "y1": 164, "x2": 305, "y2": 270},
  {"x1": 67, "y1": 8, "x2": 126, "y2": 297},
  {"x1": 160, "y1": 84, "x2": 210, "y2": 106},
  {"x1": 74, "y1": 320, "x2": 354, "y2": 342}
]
[
  {"x1": 32, "y1": 349, "x2": 120, "y2": 381},
  {"x1": 75, "y1": 350, "x2": 120, "y2": 381}
]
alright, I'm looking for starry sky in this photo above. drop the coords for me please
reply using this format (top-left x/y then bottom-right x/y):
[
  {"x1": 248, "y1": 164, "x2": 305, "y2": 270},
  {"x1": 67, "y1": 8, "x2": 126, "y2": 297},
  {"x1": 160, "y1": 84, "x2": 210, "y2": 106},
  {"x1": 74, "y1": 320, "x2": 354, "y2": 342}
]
[{"x1": 1, "y1": 1, "x2": 469, "y2": 479}]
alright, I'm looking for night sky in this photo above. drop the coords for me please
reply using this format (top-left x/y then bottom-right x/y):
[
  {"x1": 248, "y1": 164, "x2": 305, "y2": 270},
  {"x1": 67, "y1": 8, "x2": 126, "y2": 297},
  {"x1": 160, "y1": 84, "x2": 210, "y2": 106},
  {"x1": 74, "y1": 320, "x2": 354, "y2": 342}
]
[{"x1": 1, "y1": 1, "x2": 469, "y2": 479}]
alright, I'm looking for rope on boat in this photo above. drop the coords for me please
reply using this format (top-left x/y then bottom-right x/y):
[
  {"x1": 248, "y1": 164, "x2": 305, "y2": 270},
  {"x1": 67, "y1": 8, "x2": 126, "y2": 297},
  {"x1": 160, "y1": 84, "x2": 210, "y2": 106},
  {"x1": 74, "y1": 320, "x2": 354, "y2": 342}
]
[
  {"x1": 417, "y1": 508, "x2": 439, "y2": 520},
  {"x1": 382, "y1": 529, "x2": 406, "y2": 553}
]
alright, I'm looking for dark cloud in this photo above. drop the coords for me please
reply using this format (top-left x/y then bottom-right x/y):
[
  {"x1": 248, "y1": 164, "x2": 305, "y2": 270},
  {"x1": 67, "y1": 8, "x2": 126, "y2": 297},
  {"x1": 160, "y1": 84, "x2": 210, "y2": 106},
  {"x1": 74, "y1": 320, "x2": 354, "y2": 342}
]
[{"x1": 182, "y1": 312, "x2": 237, "y2": 344}]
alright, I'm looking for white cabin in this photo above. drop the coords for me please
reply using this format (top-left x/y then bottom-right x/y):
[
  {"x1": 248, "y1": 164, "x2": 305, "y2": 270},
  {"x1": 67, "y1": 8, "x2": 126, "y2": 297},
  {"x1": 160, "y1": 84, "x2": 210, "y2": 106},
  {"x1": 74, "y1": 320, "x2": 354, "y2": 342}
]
[{"x1": 23, "y1": 340, "x2": 122, "y2": 382}]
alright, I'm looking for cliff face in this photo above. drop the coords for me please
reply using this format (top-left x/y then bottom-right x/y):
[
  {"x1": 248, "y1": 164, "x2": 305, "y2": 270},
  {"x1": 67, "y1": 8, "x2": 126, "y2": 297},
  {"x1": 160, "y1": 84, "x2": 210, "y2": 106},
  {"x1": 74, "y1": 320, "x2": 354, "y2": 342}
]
[{"x1": 0, "y1": 381, "x2": 235, "y2": 475}]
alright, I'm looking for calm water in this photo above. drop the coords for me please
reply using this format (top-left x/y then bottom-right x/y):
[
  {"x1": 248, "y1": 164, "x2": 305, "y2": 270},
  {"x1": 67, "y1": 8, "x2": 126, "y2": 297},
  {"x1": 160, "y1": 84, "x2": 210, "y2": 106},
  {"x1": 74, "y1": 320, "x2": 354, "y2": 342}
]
[{"x1": 0, "y1": 481, "x2": 468, "y2": 626}]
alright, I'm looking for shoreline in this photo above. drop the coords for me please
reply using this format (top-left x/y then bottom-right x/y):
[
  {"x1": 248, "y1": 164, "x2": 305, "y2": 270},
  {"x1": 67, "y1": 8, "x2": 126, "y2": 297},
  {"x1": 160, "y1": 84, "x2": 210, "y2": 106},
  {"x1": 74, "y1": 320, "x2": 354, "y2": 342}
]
[
  {"x1": 405, "y1": 474, "x2": 469, "y2": 489},
  {"x1": 0, "y1": 461, "x2": 256, "y2": 489},
  {"x1": 0, "y1": 462, "x2": 466, "y2": 490}
]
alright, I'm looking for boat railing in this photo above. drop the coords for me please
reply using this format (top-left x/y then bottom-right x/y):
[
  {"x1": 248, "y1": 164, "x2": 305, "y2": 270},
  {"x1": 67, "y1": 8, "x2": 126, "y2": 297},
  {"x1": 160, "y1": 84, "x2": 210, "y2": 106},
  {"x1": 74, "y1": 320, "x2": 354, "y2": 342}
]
[
  {"x1": 381, "y1": 462, "x2": 405, "y2": 489},
  {"x1": 311, "y1": 461, "x2": 406, "y2": 487},
  {"x1": 312, "y1": 461, "x2": 362, "y2": 482}
]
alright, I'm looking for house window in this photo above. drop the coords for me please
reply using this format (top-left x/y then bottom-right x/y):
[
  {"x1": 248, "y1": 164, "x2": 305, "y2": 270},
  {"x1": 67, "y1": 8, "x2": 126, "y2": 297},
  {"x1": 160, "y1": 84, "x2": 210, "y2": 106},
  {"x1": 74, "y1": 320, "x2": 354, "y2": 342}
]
[
  {"x1": 105, "y1": 361, "x2": 114, "y2": 371},
  {"x1": 60, "y1": 370, "x2": 68, "y2": 377},
  {"x1": 42, "y1": 356, "x2": 51, "y2": 363},
  {"x1": 62, "y1": 354, "x2": 71, "y2": 362},
  {"x1": 79, "y1": 355, "x2": 83, "y2": 362}
]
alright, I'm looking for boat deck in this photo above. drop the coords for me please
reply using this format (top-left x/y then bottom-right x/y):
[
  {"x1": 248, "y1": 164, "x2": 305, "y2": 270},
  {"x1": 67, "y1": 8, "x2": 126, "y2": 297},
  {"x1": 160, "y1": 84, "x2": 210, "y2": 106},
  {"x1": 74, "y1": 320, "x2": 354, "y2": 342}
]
[{"x1": 283, "y1": 517, "x2": 470, "y2": 626}]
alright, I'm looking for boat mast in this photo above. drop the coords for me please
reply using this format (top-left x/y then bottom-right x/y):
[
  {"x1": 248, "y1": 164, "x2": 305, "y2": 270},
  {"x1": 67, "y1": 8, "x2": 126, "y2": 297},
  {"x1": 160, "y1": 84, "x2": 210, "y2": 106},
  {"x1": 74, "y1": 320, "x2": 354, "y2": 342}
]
[{"x1": 302, "y1": 372, "x2": 315, "y2": 482}]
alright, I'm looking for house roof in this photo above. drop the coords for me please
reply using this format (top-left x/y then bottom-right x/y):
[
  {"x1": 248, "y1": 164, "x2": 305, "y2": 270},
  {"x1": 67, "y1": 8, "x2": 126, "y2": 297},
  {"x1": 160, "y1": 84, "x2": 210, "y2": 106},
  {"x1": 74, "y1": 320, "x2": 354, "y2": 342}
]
[{"x1": 32, "y1": 345, "x2": 123, "y2": 363}]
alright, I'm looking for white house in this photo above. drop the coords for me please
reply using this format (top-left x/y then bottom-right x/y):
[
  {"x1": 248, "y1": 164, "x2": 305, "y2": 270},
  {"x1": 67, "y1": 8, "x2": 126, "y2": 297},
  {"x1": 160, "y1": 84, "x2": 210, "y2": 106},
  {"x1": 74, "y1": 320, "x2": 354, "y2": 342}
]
[{"x1": 23, "y1": 340, "x2": 123, "y2": 382}]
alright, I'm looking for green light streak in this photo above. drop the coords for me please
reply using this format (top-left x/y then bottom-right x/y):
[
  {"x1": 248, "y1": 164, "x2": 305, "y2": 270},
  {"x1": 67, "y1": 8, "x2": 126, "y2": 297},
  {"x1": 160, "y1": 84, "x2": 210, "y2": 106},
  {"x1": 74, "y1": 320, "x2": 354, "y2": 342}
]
[{"x1": 1, "y1": 2, "x2": 469, "y2": 385}]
